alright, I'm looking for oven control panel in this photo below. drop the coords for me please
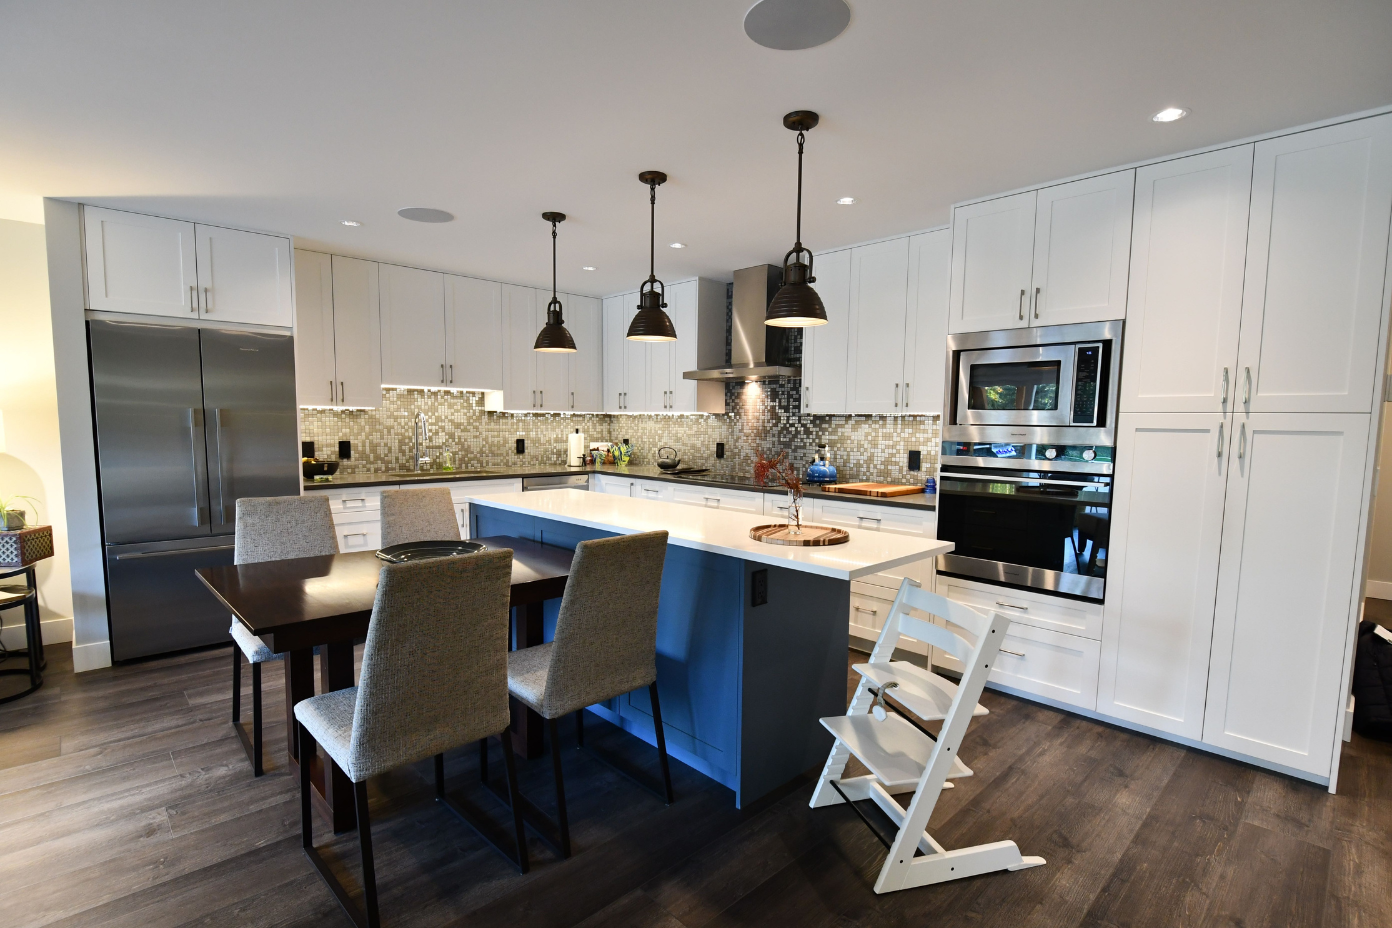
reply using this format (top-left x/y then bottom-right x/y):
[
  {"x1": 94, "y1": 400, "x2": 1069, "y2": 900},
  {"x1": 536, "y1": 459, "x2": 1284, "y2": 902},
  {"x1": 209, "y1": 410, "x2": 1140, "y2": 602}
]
[{"x1": 1071, "y1": 343, "x2": 1102, "y2": 426}]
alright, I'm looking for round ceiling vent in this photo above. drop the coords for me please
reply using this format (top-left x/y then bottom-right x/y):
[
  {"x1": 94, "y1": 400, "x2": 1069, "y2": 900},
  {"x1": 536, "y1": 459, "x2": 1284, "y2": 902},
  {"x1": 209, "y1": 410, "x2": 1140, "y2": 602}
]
[
  {"x1": 397, "y1": 207, "x2": 455, "y2": 223},
  {"x1": 744, "y1": 0, "x2": 851, "y2": 51}
]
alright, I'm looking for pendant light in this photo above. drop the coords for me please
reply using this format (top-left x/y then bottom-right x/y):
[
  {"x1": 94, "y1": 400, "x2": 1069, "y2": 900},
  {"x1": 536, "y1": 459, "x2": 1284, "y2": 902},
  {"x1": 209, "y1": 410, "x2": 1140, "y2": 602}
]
[
  {"x1": 626, "y1": 171, "x2": 678, "y2": 341},
  {"x1": 534, "y1": 211, "x2": 577, "y2": 352},
  {"x1": 766, "y1": 111, "x2": 828, "y2": 327}
]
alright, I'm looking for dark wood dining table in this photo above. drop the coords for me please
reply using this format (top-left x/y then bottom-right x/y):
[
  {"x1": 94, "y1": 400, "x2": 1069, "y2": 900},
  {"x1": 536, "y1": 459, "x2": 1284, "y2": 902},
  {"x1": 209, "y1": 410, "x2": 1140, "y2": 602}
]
[{"x1": 195, "y1": 536, "x2": 572, "y2": 833}]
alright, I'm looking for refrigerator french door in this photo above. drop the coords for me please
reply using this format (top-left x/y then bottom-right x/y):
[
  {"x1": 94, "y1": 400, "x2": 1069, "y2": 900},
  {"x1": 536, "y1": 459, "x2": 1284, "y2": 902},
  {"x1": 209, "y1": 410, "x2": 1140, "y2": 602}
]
[{"x1": 89, "y1": 320, "x2": 298, "y2": 660}]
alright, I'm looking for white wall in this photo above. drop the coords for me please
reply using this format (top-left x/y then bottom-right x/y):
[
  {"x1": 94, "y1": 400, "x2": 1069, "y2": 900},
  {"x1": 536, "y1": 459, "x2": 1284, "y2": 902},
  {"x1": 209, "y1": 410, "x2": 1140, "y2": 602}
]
[
  {"x1": 0, "y1": 215, "x2": 74, "y2": 648},
  {"x1": 1365, "y1": 404, "x2": 1392, "y2": 598}
]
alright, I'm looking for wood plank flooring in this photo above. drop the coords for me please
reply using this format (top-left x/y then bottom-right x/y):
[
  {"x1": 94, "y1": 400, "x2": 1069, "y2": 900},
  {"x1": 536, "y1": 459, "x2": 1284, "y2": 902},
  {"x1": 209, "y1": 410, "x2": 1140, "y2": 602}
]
[{"x1": 2, "y1": 640, "x2": 1390, "y2": 928}]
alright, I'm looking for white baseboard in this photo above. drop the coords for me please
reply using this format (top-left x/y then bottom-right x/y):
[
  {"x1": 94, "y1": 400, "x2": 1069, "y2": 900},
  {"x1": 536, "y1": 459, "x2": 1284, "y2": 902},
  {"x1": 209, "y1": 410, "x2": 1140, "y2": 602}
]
[
  {"x1": 72, "y1": 639, "x2": 112, "y2": 672},
  {"x1": 0, "y1": 616, "x2": 73, "y2": 649},
  {"x1": 1365, "y1": 579, "x2": 1392, "y2": 600}
]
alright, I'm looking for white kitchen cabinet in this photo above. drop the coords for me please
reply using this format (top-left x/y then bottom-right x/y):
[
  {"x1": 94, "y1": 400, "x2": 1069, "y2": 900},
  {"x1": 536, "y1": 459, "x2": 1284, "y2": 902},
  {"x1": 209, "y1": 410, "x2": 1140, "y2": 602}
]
[
  {"x1": 647, "y1": 333, "x2": 673, "y2": 412},
  {"x1": 334, "y1": 516, "x2": 382, "y2": 553},
  {"x1": 813, "y1": 497, "x2": 936, "y2": 593},
  {"x1": 567, "y1": 294, "x2": 603, "y2": 412},
  {"x1": 669, "y1": 484, "x2": 762, "y2": 513},
  {"x1": 934, "y1": 618, "x2": 1101, "y2": 711},
  {"x1": 380, "y1": 264, "x2": 447, "y2": 388},
  {"x1": 84, "y1": 207, "x2": 199, "y2": 318},
  {"x1": 593, "y1": 474, "x2": 636, "y2": 496},
  {"x1": 602, "y1": 295, "x2": 628, "y2": 412},
  {"x1": 600, "y1": 290, "x2": 650, "y2": 412},
  {"x1": 1203, "y1": 412, "x2": 1370, "y2": 776},
  {"x1": 1098, "y1": 414, "x2": 1230, "y2": 739},
  {"x1": 331, "y1": 256, "x2": 383, "y2": 408},
  {"x1": 293, "y1": 249, "x2": 337, "y2": 406},
  {"x1": 1237, "y1": 114, "x2": 1392, "y2": 415},
  {"x1": 534, "y1": 290, "x2": 571, "y2": 411},
  {"x1": 844, "y1": 238, "x2": 911, "y2": 414},
  {"x1": 667, "y1": 280, "x2": 701, "y2": 411},
  {"x1": 948, "y1": 190, "x2": 1036, "y2": 333},
  {"x1": 1029, "y1": 171, "x2": 1134, "y2": 327},
  {"x1": 938, "y1": 575, "x2": 1103, "y2": 641},
  {"x1": 902, "y1": 228, "x2": 951, "y2": 414},
  {"x1": 1120, "y1": 147, "x2": 1254, "y2": 414},
  {"x1": 194, "y1": 224, "x2": 293, "y2": 327},
  {"x1": 502, "y1": 284, "x2": 538, "y2": 409},
  {"x1": 801, "y1": 248, "x2": 852, "y2": 414},
  {"x1": 446, "y1": 275, "x2": 503, "y2": 391},
  {"x1": 633, "y1": 480, "x2": 672, "y2": 503}
]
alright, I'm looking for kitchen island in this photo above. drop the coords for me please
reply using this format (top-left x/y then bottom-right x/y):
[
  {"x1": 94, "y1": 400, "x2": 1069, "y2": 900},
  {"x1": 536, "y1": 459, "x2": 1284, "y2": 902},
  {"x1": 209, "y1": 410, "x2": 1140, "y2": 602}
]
[{"x1": 468, "y1": 489, "x2": 952, "y2": 807}]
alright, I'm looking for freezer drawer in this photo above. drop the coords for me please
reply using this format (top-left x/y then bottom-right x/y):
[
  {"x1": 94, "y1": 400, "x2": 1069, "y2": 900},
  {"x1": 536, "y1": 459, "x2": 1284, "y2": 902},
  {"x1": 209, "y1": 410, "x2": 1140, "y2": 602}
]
[{"x1": 106, "y1": 537, "x2": 236, "y2": 661}]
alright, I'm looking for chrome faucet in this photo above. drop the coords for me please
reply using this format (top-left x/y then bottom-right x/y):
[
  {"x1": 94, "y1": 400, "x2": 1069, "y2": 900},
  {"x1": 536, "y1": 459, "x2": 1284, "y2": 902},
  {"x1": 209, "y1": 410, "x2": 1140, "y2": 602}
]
[{"x1": 412, "y1": 412, "x2": 431, "y2": 472}]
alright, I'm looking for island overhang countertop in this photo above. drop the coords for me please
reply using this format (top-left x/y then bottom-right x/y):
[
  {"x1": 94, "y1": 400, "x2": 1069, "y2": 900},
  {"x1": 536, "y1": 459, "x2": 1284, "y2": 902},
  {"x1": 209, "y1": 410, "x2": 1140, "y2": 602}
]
[{"x1": 466, "y1": 489, "x2": 951, "y2": 581}]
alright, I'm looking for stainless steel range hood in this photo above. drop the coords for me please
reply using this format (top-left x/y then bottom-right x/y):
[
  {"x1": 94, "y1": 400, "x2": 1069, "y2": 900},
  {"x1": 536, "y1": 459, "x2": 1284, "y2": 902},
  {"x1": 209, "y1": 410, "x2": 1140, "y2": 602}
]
[{"x1": 684, "y1": 265, "x2": 800, "y2": 382}]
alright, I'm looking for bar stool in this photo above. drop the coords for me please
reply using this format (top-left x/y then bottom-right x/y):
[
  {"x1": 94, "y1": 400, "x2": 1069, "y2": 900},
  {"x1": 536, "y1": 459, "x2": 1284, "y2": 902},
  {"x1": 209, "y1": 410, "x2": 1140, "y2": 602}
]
[
  {"x1": 0, "y1": 570, "x2": 42, "y2": 705},
  {"x1": 503, "y1": 530, "x2": 671, "y2": 858},
  {"x1": 379, "y1": 487, "x2": 460, "y2": 548},
  {"x1": 295, "y1": 550, "x2": 525, "y2": 928},
  {"x1": 231, "y1": 495, "x2": 339, "y2": 775}
]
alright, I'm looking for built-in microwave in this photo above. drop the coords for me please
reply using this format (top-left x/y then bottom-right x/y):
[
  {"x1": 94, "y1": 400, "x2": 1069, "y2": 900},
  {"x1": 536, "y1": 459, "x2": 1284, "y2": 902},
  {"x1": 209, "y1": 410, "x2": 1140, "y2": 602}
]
[{"x1": 943, "y1": 321, "x2": 1123, "y2": 451}]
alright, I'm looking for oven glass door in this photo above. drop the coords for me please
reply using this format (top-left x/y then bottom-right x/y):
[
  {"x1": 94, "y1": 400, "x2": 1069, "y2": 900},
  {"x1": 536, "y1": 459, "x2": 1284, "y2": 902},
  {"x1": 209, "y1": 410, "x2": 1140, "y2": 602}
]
[
  {"x1": 956, "y1": 344, "x2": 1076, "y2": 427},
  {"x1": 936, "y1": 468, "x2": 1110, "y2": 600}
]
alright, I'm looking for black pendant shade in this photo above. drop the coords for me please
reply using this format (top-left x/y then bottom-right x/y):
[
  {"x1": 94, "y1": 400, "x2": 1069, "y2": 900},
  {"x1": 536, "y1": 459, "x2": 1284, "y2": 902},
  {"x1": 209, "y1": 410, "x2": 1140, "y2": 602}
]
[
  {"x1": 767, "y1": 111, "x2": 828, "y2": 327},
  {"x1": 627, "y1": 171, "x2": 678, "y2": 342},
  {"x1": 534, "y1": 211, "x2": 577, "y2": 352}
]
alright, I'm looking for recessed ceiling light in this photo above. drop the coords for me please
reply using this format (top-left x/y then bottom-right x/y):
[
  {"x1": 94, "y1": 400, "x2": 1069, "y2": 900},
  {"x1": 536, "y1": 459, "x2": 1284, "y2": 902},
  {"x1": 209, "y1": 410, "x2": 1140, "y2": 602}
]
[
  {"x1": 397, "y1": 207, "x2": 455, "y2": 223},
  {"x1": 837, "y1": 197, "x2": 855, "y2": 205},
  {"x1": 340, "y1": 220, "x2": 361, "y2": 227},
  {"x1": 744, "y1": 0, "x2": 851, "y2": 51},
  {"x1": 1152, "y1": 107, "x2": 1188, "y2": 123},
  {"x1": 582, "y1": 266, "x2": 596, "y2": 271},
  {"x1": 669, "y1": 242, "x2": 686, "y2": 249}
]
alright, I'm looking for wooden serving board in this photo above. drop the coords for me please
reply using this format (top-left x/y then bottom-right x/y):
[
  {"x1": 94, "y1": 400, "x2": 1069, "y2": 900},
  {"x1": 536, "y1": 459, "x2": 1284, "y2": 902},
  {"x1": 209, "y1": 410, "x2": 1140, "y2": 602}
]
[
  {"x1": 749, "y1": 523, "x2": 850, "y2": 546},
  {"x1": 820, "y1": 482, "x2": 925, "y2": 498}
]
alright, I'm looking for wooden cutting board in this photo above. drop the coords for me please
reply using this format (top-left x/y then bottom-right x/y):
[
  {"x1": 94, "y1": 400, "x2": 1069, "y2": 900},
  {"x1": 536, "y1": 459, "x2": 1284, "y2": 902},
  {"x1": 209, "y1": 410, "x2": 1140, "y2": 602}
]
[{"x1": 820, "y1": 482, "x2": 925, "y2": 498}]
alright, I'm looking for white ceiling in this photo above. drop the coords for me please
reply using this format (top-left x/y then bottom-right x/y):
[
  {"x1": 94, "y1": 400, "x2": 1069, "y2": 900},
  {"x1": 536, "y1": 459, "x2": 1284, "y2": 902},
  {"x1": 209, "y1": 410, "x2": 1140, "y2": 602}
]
[{"x1": 3, "y1": 1, "x2": 1391, "y2": 298}]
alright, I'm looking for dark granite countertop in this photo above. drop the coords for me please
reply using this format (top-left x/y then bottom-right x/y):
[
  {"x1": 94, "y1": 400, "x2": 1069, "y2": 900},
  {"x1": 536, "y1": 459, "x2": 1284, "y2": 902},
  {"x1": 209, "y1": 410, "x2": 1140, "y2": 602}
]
[{"x1": 306, "y1": 464, "x2": 936, "y2": 511}]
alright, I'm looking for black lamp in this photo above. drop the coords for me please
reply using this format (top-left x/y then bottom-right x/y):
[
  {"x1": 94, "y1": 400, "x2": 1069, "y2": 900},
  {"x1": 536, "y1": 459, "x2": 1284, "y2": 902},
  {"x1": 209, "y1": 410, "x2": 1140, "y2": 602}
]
[
  {"x1": 766, "y1": 111, "x2": 828, "y2": 327},
  {"x1": 627, "y1": 171, "x2": 678, "y2": 341},
  {"x1": 534, "y1": 211, "x2": 577, "y2": 352}
]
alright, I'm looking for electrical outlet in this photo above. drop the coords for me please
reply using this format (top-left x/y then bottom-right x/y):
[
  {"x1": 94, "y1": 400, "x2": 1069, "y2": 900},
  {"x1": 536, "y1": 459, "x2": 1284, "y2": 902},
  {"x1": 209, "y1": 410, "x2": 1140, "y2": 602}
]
[
  {"x1": 338, "y1": 440, "x2": 352, "y2": 461},
  {"x1": 716, "y1": 442, "x2": 725, "y2": 459},
  {"x1": 515, "y1": 438, "x2": 526, "y2": 454},
  {"x1": 301, "y1": 441, "x2": 314, "y2": 459},
  {"x1": 751, "y1": 569, "x2": 768, "y2": 607},
  {"x1": 908, "y1": 450, "x2": 921, "y2": 471}
]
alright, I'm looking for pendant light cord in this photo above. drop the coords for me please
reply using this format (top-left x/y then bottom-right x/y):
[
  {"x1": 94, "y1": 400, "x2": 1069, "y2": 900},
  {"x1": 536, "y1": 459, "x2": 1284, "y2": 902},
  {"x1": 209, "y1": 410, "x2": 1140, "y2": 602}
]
[
  {"x1": 648, "y1": 180, "x2": 657, "y2": 283},
  {"x1": 551, "y1": 218, "x2": 558, "y2": 303},
  {"x1": 794, "y1": 130, "x2": 805, "y2": 252}
]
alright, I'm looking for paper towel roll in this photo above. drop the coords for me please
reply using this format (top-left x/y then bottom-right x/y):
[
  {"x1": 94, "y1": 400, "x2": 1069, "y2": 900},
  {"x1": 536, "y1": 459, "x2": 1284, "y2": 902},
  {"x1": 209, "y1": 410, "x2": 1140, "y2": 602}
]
[{"x1": 567, "y1": 430, "x2": 586, "y2": 466}]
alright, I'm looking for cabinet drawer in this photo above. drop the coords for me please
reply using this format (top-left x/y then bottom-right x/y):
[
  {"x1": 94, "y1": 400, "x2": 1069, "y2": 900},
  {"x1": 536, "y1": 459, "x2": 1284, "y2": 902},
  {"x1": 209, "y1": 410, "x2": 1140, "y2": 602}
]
[
  {"x1": 939, "y1": 576, "x2": 1103, "y2": 640},
  {"x1": 814, "y1": 498, "x2": 935, "y2": 537},
  {"x1": 335, "y1": 521, "x2": 381, "y2": 553},
  {"x1": 634, "y1": 481, "x2": 673, "y2": 503},
  {"x1": 671, "y1": 485, "x2": 763, "y2": 513},
  {"x1": 593, "y1": 475, "x2": 633, "y2": 496},
  {"x1": 848, "y1": 584, "x2": 927, "y2": 656},
  {"x1": 936, "y1": 622, "x2": 1100, "y2": 711},
  {"x1": 312, "y1": 486, "x2": 388, "y2": 515}
]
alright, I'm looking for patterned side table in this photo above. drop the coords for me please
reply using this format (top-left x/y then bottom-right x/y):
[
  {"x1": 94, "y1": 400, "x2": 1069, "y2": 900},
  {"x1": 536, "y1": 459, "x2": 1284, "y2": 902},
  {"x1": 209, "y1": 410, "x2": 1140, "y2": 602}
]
[{"x1": 0, "y1": 527, "x2": 52, "y2": 704}]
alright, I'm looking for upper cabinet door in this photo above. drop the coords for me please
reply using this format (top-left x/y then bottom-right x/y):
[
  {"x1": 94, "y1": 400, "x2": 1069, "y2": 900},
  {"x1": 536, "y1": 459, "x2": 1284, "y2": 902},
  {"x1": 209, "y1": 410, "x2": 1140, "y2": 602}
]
[
  {"x1": 667, "y1": 280, "x2": 700, "y2": 412},
  {"x1": 845, "y1": 239, "x2": 911, "y2": 414},
  {"x1": 292, "y1": 250, "x2": 336, "y2": 406},
  {"x1": 1238, "y1": 114, "x2": 1392, "y2": 414},
  {"x1": 902, "y1": 229, "x2": 951, "y2": 415},
  {"x1": 1121, "y1": 147, "x2": 1254, "y2": 414},
  {"x1": 1204, "y1": 412, "x2": 1371, "y2": 776},
  {"x1": 948, "y1": 190, "x2": 1036, "y2": 333},
  {"x1": 802, "y1": 248, "x2": 852, "y2": 414},
  {"x1": 501, "y1": 284, "x2": 538, "y2": 409},
  {"x1": 535, "y1": 289, "x2": 571, "y2": 410},
  {"x1": 330, "y1": 256, "x2": 382, "y2": 408},
  {"x1": 193, "y1": 224, "x2": 293, "y2": 326},
  {"x1": 567, "y1": 295, "x2": 603, "y2": 412},
  {"x1": 84, "y1": 207, "x2": 199, "y2": 318},
  {"x1": 622, "y1": 296, "x2": 649, "y2": 411},
  {"x1": 445, "y1": 275, "x2": 503, "y2": 391},
  {"x1": 602, "y1": 295, "x2": 627, "y2": 412},
  {"x1": 379, "y1": 264, "x2": 446, "y2": 388},
  {"x1": 1029, "y1": 171, "x2": 1134, "y2": 327}
]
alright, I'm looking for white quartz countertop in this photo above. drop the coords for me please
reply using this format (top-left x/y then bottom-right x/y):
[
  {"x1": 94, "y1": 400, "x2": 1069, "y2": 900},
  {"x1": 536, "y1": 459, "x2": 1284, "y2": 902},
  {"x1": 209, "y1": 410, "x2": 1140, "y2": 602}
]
[{"x1": 467, "y1": 490, "x2": 952, "y2": 581}]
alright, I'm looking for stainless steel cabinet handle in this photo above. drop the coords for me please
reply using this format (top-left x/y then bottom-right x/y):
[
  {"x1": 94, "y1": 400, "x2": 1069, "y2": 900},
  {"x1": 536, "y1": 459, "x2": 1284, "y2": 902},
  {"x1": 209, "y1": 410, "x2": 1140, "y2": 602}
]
[
  {"x1": 203, "y1": 286, "x2": 211, "y2": 312},
  {"x1": 904, "y1": 382, "x2": 910, "y2": 406},
  {"x1": 1216, "y1": 421, "x2": 1224, "y2": 458},
  {"x1": 1221, "y1": 367, "x2": 1229, "y2": 405},
  {"x1": 190, "y1": 285, "x2": 197, "y2": 313},
  {"x1": 213, "y1": 408, "x2": 227, "y2": 523},
  {"x1": 449, "y1": 364, "x2": 453, "y2": 384},
  {"x1": 1033, "y1": 286, "x2": 1041, "y2": 319},
  {"x1": 894, "y1": 384, "x2": 899, "y2": 407},
  {"x1": 1243, "y1": 367, "x2": 1251, "y2": 405},
  {"x1": 440, "y1": 363, "x2": 445, "y2": 384},
  {"x1": 857, "y1": 515, "x2": 881, "y2": 524},
  {"x1": 115, "y1": 544, "x2": 235, "y2": 561},
  {"x1": 570, "y1": 391, "x2": 575, "y2": 409},
  {"x1": 1238, "y1": 422, "x2": 1246, "y2": 460},
  {"x1": 532, "y1": 390, "x2": 536, "y2": 407},
  {"x1": 329, "y1": 380, "x2": 334, "y2": 403},
  {"x1": 1019, "y1": 289, "x2": 1026, "y2": 320},
  {"x1": 340, "y1": 381, "x2": 344, "y2": 403},
  {"x1": 995, "y1": 601, "x2": 1028, "y2": 611},
  {"x1": 540, "y1": 390, "x2": 543, "y2": 406},
  {"x1": 1000, "y1": 647, "x2": 1026, "y2": 658},
  {"x1": 188, "y1": 408, "x2": 206, "y2": 525},
  {"x1": 853, "y1": 605, "x2": 879, "y2": 616}
]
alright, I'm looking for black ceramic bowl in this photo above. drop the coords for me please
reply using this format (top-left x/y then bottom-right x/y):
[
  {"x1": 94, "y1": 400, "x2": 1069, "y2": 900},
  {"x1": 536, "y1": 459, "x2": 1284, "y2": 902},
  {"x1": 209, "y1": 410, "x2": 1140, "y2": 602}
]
[
  {"x1": 376, "y1": 541, "x2": 486, "y2": 563},
  {"x1": 302, "y1": 460, "x2": 340, "y2": 479}
]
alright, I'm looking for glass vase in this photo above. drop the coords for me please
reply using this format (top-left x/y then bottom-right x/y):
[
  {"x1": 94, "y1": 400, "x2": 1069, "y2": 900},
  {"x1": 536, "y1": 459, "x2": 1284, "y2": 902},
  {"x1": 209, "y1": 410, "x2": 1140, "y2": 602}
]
[{"x1": 786, "y1": 488, "x2": 803, "y2": 535}]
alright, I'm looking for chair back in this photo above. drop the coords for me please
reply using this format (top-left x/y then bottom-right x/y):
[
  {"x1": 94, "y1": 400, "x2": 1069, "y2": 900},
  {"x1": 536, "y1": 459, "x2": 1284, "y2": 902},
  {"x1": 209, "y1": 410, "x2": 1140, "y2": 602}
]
[
  {"x1": 234, "y1": 495, "x2": 338, "y2": 565},
  {"x1": 542, "y1": 531, "x2": 668, "y2": 716},
  {"x1": 871, "y1": 580, "x2": 992, "y2": 667},
  {"x1": 348, "y1": 549, "x2": 514, "y2": 779},
  {"x1": 380, "y1": 488, "x2": 461, "y2": 548}
]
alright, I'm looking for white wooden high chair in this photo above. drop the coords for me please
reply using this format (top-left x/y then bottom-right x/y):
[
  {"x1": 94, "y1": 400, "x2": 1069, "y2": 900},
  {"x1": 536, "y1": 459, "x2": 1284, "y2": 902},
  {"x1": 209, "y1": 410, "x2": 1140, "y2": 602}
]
[{"x1": 811, "y1": 577, "x2": 1045, "y2": 893}]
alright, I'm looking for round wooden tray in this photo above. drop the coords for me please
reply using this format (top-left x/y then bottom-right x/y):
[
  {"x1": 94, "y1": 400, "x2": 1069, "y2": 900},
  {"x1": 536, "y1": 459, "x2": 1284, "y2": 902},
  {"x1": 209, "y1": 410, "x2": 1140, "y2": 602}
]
[{"x1": 749, "y1": 523, "x2": 850, "y2": 546}]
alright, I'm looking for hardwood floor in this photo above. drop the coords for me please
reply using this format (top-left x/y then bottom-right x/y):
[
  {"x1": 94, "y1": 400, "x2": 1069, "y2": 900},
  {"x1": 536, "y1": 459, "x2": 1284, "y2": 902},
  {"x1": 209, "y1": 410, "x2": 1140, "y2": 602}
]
[{"x1": 2, "y1": 640, "x2": 1390, "y2": 928}]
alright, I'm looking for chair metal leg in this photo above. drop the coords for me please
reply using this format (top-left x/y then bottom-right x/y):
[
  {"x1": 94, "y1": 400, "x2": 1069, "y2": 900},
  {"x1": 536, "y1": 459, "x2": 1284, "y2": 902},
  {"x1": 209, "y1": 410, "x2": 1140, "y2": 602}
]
[
  {"x1": 251, "y1": 662, "x2": 264, "y2": 777},
  {"x1": 648, "y1": 682, "x2": 675, "y2": 805},
  {"x1": 548, "y1": 717, "x2": 572, "y2": 858},
  {"x1": 300, "y1": 724, "x2": 373, "y2": 928},
  {"x1": 500, "y1": 735, "x2": 530, "y2": 873},
  {"x1": 356, "y1": 781, "x2": 380, "y2": 928},
  {"x1": 438, "y1": 741, "x2": 531, "y2": 873},
  {"x1": 576, "y1": 683, "x2": 676, "y2": 807},
  {"x1": 299, "y1": 723, "x2": 314, "y2": 849}
]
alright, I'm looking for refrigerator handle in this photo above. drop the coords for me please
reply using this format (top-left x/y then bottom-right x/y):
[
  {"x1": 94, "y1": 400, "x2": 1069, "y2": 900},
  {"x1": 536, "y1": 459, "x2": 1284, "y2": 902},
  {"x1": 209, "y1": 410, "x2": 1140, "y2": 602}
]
[
  {"x1": 213, "y1": 408, "x2": 228, "y2": 525},
  {"x1": 189, "y1": 408, "x2": 208, "y2": 526}
]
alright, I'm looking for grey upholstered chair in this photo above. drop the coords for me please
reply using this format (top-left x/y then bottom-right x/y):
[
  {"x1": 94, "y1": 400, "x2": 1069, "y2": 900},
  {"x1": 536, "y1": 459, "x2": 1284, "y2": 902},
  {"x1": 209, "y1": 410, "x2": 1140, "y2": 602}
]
[
  {"x1": 231, "y1": 495, "x2": 338, "y2": 775},
  {"x1": 295, "y1": 550, "x2": 524, "y2": 928},
  {"x1": 505, "y1": 530, "x2": 671, "y2": 858},
  {"x1": 379, "y1": 487, "x2": 460, "y2": 548}
]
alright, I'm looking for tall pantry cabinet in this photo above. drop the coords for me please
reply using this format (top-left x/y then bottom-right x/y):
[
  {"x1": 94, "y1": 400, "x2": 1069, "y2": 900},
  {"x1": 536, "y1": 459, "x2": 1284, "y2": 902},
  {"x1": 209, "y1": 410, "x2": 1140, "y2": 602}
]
[{"x1": 1101, "y1": 113, "x2": 1392, "y2": 779}]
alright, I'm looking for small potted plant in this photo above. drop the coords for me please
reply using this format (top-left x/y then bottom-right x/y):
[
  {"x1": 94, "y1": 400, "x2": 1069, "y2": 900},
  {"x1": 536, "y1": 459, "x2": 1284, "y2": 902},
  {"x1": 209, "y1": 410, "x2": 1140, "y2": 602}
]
[
  {"x1": 754, "y1": 451, "x2": 804, "y2": 535},
  {"x1": 0, "y1": 494, "x2": 38, "y2": 532}
]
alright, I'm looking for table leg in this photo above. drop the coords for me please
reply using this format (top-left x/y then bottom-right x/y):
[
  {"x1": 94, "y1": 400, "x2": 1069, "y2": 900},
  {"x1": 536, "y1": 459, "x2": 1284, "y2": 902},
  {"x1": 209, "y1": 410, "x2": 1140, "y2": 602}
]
[
  {"x1": 511, "y1": 602, "x2": 547, "y2": 759},
  {"x1": 284, "y1": 646, "x2": 356, "y2": 833}
]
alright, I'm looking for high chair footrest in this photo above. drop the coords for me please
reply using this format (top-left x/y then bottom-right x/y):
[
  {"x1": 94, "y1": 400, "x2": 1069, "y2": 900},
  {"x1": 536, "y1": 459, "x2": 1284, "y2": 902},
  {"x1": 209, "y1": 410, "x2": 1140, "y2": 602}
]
[
  {"x1": 821, "y1": 714, "x2": 972, "y2": 790},
  {"x1": 853, "y1": 661, "x2": 988, "y2": 721}
]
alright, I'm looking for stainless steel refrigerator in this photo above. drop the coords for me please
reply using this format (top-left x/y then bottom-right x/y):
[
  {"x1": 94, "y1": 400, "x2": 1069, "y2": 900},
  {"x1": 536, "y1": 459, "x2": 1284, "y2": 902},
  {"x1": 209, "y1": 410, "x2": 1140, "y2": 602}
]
[{"x1": 89, "y1": 320, "x2": 299, "y2": 660}]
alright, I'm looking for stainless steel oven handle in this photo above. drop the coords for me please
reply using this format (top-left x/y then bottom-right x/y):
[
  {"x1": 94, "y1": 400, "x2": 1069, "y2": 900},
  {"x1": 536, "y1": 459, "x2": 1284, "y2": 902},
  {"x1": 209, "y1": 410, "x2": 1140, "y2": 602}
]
[
  {"x1": 940, "y1": 472, "x2": 1102, "y2": 489},
  {"x1": 995, "y1": 601, "x2": 1029, "y2": 611}
]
